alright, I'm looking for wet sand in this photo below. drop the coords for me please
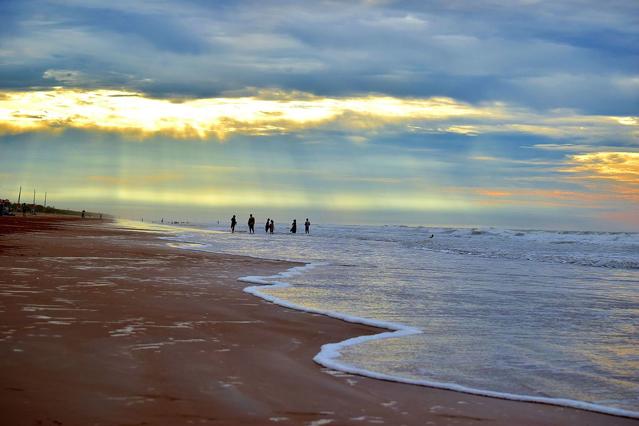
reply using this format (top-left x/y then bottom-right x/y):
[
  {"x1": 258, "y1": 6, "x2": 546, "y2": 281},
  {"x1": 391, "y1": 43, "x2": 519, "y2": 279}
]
[{"x1": 0, "y1": 215, "x2": 636, "y2": 425}]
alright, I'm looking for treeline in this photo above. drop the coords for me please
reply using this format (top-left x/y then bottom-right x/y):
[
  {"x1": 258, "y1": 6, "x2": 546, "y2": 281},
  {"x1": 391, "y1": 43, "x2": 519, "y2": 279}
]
[{"x1": 1, "y1": 201, "x2": 106, "y2": 218}]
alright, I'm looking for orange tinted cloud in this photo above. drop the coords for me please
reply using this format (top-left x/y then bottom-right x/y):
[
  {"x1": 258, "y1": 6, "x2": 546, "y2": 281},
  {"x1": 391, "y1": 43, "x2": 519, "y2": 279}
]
[
  {"x1": 475, "y1": 189, "x2": 513, "y2": 197},
  {"x1": 563, "y1": 152, "x2": 639, "y2": 184},
  {"x1": 467, "y1": 186, "x2": 630, "y2": 209},
  {"x1": 559, "y1": 152, "x2": 639, "y2": 207}
]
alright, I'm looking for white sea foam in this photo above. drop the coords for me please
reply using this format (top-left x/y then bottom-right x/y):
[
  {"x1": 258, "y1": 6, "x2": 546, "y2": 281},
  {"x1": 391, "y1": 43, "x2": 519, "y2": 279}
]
[
  {"x1": 241, "y1": 264, "x2": 639, "y2": 419},
  {"x1": 241, "y1": 263, "x2": 421, "y2": 336}
]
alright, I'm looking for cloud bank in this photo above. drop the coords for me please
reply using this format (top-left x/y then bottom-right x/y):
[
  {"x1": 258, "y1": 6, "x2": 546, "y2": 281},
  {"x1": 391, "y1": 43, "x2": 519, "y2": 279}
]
[
  {"x1": 0, "y1": 88, "x2": 635, "y2": 141},
  {"x1": 0, "y1": 0, "x2": 637, "y2": 114}
]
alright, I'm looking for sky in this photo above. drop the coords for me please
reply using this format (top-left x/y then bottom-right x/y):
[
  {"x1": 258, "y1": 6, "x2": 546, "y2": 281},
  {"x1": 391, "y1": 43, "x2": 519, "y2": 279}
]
[{"x1": 0, "y1": 0, "x2": 637, "y2": 230}]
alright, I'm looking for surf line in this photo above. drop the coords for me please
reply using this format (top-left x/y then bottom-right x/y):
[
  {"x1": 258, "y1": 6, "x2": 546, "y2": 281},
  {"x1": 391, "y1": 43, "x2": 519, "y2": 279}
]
[{"x1": 240, "y1": 263, "x2": 639, "y2": 420}]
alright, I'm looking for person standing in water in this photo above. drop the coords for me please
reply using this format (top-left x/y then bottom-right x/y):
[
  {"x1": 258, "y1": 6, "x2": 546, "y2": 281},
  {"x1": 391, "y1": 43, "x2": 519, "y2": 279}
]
[
  {"x1": 290, "y1": 219, "x2": 297, "y2": 234},
  {"x1": 304, "y1": 218, "x2": 311, "y2": 234},
  {"x1": 269, "y1": 219, "x2": 274, "y2": 234},
  {"x1": 248, "y1": 214, "x2": 255, "y2": 234},
  {"x1": 265, "y1": 218, "x2": 270, "y2": 233},
  {"x1": 230, "y1": 214, "x2": 237, "y2": 233}
]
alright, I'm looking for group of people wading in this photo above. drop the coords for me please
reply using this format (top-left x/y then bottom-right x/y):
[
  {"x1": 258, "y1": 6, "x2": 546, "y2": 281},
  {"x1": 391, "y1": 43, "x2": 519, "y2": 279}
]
[{"x1": 230, "y1": 214, "x2": 310, "y2": 235}]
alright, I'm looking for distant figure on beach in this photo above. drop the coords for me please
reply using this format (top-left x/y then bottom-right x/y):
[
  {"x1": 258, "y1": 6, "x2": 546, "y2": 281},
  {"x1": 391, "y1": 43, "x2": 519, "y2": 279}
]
[
  {"x1": 265, "y1": 218, "x2": 270, "y2": 233},
  {"x1": 22, "y1": 203, "x2": 27, "y2": 216},
  {"x1": 304, "y1": 218, "x2": 311, "y2": 234},
  {"x1": 81, "y1": 210, "x2": 85, "y2": 219},
  {"x1": 269, "y1": 219, "x2": 274, "y2": 234},
  {"x1": 161, "y1": 218, "x2": 164, "y2": 223},
  {"x1": 99, "y1": 214, "x2": 102, "y2": 220},
  {"x1": 290, "y1": 219, "x2": 297, "y2": 234},
  {"x1": 231, "y1": 215, "x2": 237, "y2": 233},
  {"x1": 248, "y1": 214, "x2": 255, "y2": 234}
]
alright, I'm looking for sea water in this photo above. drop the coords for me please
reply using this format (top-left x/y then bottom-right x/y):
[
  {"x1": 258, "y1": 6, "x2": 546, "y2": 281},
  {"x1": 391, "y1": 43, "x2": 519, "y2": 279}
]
[{"x1": 119, "y1": 220, "x2": 639, "y2": 417}]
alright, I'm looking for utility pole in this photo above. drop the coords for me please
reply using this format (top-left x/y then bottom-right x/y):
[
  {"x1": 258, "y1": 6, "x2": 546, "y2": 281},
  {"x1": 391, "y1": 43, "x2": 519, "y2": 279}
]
[{"x1": 17, "y1": 186, "x2": 21, "y2": 204}]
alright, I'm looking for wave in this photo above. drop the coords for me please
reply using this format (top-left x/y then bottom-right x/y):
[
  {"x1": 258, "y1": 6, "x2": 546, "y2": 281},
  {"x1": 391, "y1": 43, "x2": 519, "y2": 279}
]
[
  {"x1": 408, "y1": 227, "x2": 639, "y2": 270},
  {"x1": 419, "y1": 246, "x2": 639, "y2": 270},
  {"x1": 126, "y1": 219, "x2": 639, "y2": 271},
  {"x1": 239, "y1": 264, "x2": 639, "y2": 420}
]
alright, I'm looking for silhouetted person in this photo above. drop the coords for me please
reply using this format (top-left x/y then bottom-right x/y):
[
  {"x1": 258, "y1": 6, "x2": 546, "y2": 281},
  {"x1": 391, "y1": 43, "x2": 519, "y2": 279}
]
[
  {"x1": 248, "y1": 214, "x2": 255, "y2": 234},
  {"x1": 304, "y1": 218, "x2": 311, "y2": 234},
  {"x1": 22, "y1": 203, "x2": 27, "y2": 216},
  {"x1": 269, "y1": 219, "x2": 274, "y2": 234},
  {"x1": 290, "y1": 219, "x2": 297, "y2": 234},
  {"x1": 265, "y1": 218, "x2": 270, "y2": 233},
  {"x1": 231, "y1": 214, "x2": 237, "y2": 233},
  {"x1": 81, "y1": 210, "x2": 85, "y2": 219}
]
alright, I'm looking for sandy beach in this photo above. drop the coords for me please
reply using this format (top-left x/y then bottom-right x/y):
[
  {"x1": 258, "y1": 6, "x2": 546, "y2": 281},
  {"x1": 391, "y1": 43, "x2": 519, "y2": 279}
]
[{"x1": 0, "y1": 216, "x2": 636, "y2": 426}]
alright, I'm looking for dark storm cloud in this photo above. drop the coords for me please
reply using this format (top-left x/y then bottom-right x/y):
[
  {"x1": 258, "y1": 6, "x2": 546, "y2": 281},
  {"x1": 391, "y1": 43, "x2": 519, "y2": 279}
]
[{"x1": 0, "y1": 0, "x2": 636, "y2": 113}]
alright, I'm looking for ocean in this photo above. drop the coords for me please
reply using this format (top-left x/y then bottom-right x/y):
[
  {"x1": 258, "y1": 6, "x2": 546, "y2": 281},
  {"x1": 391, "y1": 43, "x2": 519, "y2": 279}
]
[{"x1": 119, "y1": 219, "x2": 639, "y2": 417}]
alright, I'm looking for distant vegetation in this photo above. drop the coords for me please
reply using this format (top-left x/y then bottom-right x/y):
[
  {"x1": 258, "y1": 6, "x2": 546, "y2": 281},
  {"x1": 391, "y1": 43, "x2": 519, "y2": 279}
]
[{"x1": 1, "y1": 201, "x2": 107, "y2": 218}]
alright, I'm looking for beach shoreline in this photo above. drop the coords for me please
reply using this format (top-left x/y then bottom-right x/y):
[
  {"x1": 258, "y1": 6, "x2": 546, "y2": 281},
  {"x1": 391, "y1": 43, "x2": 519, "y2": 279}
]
[
  {"x1": 241, "y1": 263, "x2": 639, "y2": 420},
  {"x1": 0, "y1": 216, "x2": 636, "y2": 425}
]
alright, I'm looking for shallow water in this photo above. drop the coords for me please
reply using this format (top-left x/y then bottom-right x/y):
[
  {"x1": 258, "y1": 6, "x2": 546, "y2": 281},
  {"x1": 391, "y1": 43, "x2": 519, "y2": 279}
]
[{"x1": 118, "y1": 220, "x2": 639, "y2": 416}]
